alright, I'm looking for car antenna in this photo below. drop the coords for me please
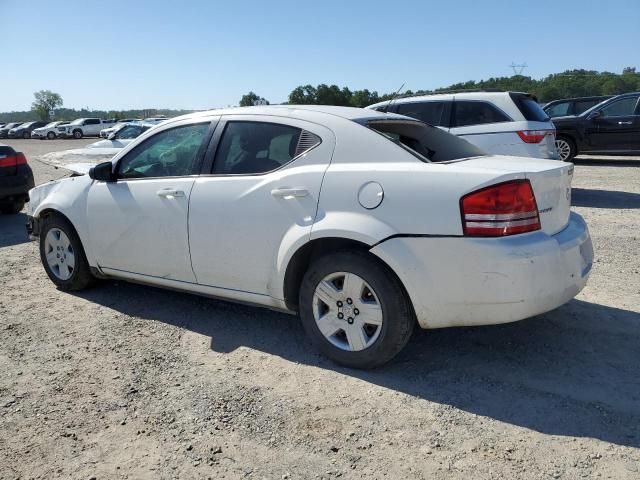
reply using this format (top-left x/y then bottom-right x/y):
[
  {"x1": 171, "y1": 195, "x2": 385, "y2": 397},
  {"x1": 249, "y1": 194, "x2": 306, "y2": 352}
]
[{"x1": 383, "y1": 83, "x2": 405, "y2": 113}]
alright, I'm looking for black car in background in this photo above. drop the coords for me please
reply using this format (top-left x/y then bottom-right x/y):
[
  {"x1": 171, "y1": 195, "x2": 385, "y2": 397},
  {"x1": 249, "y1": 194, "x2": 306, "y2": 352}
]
[
  {"x1": 544, "y1": 95, "x2": 613, "y2": 118},
  {"x1": 0, "y1": 122, "x2": 25, "y2": 139},
  {"x1": 552, "y1": 92, "x2": 640, "y2": 161},
  {"x1": 7, "y1": 121, "x2": 48, "y2": 139},
  {"x1": 0, "y1": 143, "x2": 34, "y2": 214}
]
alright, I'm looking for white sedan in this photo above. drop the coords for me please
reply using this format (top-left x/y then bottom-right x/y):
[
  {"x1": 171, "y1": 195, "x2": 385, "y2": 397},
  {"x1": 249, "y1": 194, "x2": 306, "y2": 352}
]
[{"x1": 26, "y1": 106, "x2": 593, "y2": 368}]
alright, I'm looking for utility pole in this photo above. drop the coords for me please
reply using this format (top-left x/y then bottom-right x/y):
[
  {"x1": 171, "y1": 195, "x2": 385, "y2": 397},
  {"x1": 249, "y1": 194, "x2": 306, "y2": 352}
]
[{"x1": 509, "y1": 62, "x2": 528, "y2": 75}]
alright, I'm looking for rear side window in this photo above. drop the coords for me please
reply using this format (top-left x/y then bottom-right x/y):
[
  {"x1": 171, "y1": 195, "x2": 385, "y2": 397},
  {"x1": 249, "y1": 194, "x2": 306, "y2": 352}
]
[
  {"x1": 213, "y1": 122, "x2": 320, "y2": 174},
  {"x1": 369, "y1": 120, "x2": 486, "y2": 163},
  {"x1": 510, "y1": 93, "x2": 550, "y2": 122},
  {"x1": 545, "y1": 102, "x2": 570, "y2": 117},
  {"x1": 397, "y1": 101, "x2": 446, "y2": 126},
  {"x1": 85, "y1": 119, "x2": 101, "y2": 125},
  {"x1": 452, "y1": 101, "x2": 510, "y2": 127}
]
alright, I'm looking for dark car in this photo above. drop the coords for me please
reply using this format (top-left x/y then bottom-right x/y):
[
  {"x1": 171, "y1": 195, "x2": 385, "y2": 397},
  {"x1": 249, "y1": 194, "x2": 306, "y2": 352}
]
[
  {"x1": 552, "y1": 92, "x2": 640, "y2": 161},
  {"x1": 544, "y1": 95, "x2": 613, "y2": 118},
  {"x1": 0, "y1": 122, "x2": 25, "y2": 139},
  {"x1": 0, "y1": 143, "x2": 34, "y2": 214},
  {"x1": 8, "y1": 121, "x2": 49, "y2": 139}
]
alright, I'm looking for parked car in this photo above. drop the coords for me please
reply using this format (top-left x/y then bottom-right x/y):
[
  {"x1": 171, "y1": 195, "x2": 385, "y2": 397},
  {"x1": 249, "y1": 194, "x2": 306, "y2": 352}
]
[
  {"x1": 0, "y1": 122, "x2": 24, "y2": 139},
  {"x1": 26, "y1": 105, "x2": 592, "y2": 368},
  {"x1": 99, "y1": 119, "x2": 142, "y2": 138},
  {"x1": 367, "y1": 92, "x2": 558, "y2": 159},
  {"x1": 143, "y1": 117, "x2": 170, "y2": 125},
  {"x1": 0, "y1": 143, "x2": 34, "y2": 214},
  {"x1": 31, "y1": 121, "x2": 70, "y2": 140},
  {"x1": 543, "y1": 96, "x2": 613, "y2": 118},
  {"x1": 58, "y1": 118, "x2": 116, "y2": 139},
  {"x1": 88, "y1": 122, "x2": 154, "y2": 149},
  {"x1": 8, "y1": 121, "x2": 49, "y2": 139},
  {"x1": 552, "y1": 92, "x2": 640, "y2": 161}
]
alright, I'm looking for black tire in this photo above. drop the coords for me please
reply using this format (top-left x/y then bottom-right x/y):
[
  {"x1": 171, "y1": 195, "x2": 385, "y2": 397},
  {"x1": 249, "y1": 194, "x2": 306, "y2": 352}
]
[
  {"x1": 0, "y1": 201, "x2": 24, "y2": 214},
  {"x1": 556, "y1": 135, "x2": 576, "y2": 162},
  {"x1": 47, "y1": 131, "x2": 56, "y2": 140},
  {"x1": 72, "y1": 129, "x2": 83, "y2": 139},
  {"x1": 39, "y1": 214, "x2": 95, "y2": 291},
  {"x1": 23, "y1": 131, "x2": 30, "y2": 139},
  {"x1": 299, "y1": 250, "x2": 415, "y2": 369}
]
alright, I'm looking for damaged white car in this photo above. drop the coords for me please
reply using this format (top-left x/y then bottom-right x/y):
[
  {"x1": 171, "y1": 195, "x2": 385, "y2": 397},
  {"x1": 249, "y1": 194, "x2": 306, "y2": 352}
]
[{"x1": 26, "y1": 106, "x2": 593, "y2": 368}]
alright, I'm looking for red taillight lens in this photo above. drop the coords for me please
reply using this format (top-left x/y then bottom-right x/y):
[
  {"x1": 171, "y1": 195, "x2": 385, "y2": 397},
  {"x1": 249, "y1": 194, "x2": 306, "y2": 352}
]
[
  {"x1": 461, "y1": 180, "x2": 541, "y2": 237},
  {"x1": 0, "y1": 152, "x2": 27, "y2": 168},
  {"x1": 517, "y1": 129, "x2": 554, "y2": 144}
]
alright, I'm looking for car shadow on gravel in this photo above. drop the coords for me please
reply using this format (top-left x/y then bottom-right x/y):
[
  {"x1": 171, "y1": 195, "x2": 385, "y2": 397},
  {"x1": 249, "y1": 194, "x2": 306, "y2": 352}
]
[
  {"x1": 572, "y1": 188, "x2": 640, "y2": 209},
  {"x1": 0, "y1": 212, "x2": 29, "y2": 248},
  {"x1": 574, "y1": 156, "x2": 640, "y2": 167},
  {"x1": 75, "y1": 282, "x2": 640, "y2": 448}
]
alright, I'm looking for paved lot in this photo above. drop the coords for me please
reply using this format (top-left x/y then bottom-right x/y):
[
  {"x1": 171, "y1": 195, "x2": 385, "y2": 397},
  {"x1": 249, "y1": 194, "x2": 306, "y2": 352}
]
[{"x1": 1, "y1": 140, "x2": 639, "y2": 479}]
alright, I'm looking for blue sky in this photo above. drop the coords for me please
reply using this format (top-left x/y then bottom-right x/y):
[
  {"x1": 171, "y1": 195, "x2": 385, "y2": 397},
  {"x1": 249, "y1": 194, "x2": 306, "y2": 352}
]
[{"x1": 1, "y1": 0, "x2": 638, "y2": 111}]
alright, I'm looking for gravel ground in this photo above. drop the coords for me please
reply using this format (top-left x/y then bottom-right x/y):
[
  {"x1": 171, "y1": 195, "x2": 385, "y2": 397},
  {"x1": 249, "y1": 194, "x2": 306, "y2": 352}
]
[{"x1": 1, "y1": 139, "x2": 639, "y2": 480}]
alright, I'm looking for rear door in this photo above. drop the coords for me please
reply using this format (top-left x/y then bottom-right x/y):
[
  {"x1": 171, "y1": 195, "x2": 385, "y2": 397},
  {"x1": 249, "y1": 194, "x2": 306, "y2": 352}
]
[
  {"x1": 188, "y1": 115, "x2": 335, "y2": 296},
  {"x1": 587, "y1": 95, "x2": 640, "y2": 151}
]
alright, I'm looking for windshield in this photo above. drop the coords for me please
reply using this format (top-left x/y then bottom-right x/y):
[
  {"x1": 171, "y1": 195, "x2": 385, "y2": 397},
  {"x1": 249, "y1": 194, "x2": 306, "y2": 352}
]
[
  {"x1": 70, "y1": 119, "x2": 84, "y2": 125},
  {"x1": 116, "y1": 125, "x2": 149, "y2": 139},
  {"x1": 580, "y1": 98, "x2": 615, "y2": 117},
  {"x1": 44, "y1": 122, "x2": 58, "y2": 128},
  {"x1": 368, "y1": 119, "x2": 486, "y2": 162}
]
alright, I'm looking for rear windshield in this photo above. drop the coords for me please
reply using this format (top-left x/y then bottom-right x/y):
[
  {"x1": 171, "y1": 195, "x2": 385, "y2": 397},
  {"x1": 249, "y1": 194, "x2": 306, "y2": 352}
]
[
  {"x1": 510, "y1": 93, "x2": 550, "y2": 122},
  {"x1": 368, "y1": 120, "x2": 486, "y2": 163}
]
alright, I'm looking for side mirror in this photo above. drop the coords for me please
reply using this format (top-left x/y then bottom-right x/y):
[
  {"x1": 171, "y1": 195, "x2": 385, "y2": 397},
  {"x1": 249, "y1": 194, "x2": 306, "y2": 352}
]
[
  {"x1": 587, "y1": 110, "x2": 602, "y2": 120},
  {"x1": 89, "y1": 161, "x2": 116, "y2": 182}
]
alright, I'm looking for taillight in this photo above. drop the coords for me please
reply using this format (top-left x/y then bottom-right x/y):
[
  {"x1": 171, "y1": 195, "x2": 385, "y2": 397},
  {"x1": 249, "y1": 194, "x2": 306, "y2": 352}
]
[
  {"x1": 517, "y1": 129, "x2": 554, "y2": 144},
  {"x1": 461, "y1": 180, "x2": 541, "y2": 237},
  {"x1": 0, "y1": 152, "x2": 27, "y2": 168}
]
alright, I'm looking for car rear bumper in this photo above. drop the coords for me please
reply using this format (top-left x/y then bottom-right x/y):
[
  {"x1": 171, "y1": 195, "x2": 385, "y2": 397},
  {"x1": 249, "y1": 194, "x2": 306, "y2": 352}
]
[
  {"x1": 0, "y1": 164, "x2": 35, "y2": 202},
  {"x1": 370, "y1": 212, "x2": 592, "y2": 329}
]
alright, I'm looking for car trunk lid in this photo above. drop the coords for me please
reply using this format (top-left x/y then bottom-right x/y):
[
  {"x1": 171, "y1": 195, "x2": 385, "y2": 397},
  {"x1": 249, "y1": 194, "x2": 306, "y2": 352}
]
[{"x1": 457, "y1": 156, "x2": 573, "y2": 235}]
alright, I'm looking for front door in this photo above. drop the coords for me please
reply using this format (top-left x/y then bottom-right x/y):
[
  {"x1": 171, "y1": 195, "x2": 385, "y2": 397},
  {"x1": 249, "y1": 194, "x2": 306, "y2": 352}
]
[
  {"x1": 188, "y1": 116, "x2": 335, "y2": 296},
  {"x1": 87, "y1": 121, "x2": 212, "y2": 281},
  {"x1": 587, "y1": 96, "x2": 640, "y2": 151}
]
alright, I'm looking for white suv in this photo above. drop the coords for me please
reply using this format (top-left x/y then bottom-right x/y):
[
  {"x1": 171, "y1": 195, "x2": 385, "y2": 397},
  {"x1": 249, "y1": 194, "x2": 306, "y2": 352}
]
[{"x1": 368, "y1": 92, "x2": 559, "y2": 160}]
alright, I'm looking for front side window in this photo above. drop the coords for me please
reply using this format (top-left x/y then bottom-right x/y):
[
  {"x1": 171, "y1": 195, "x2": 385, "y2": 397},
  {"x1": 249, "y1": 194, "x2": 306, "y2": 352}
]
[
  {"x1": 397, "y1": 102, "x2": 446, "y2": 126},
  {"x1": 213, "y1": 122, "x2": 316, "y2": 174},
  {"x1": 545, "y1": 102, "x2": 570, "y2": 117},
  {"x1": 86, "y1": 119, "x2": 100, "y2": 125},
  {"x1": 453, "y1": 101, "x2": 511, "y2": 127},
  {"x1": 599, "y1": 97, "x2": 639, "y2": 117},
  {"x1": 117, "y1": 123, "x2": 209, "y2": 179}
]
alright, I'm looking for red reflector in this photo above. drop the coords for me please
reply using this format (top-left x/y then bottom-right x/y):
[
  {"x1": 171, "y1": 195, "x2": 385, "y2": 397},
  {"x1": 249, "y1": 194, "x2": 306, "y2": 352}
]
[
  {"x1": 517, "y1": 129, "x2": 553, "y2": 144},
  {"x1": 461, "y1": 180, "x2": 541, "y2": 237}
]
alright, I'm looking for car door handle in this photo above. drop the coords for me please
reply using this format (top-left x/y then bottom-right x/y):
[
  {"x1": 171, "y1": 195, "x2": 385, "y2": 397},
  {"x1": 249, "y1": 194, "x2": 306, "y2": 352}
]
[
  {"x1": 156, "y1": 188, "x2": 185, "y2": 198},
  {"x1": 271, "y1": 187, "x2": 309, "y2": 199},
  {"x1": 618, "y1": 121, "x2": 633, "y2": 125}
]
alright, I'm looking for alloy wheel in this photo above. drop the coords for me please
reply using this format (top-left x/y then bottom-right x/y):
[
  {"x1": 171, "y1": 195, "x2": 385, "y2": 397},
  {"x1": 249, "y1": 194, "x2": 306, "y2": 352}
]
[
  {"x1": 556, "y1": 139, "x2": 571, "y2": 161},
  {"x1": 312, "y1": 272, "x2": 383, "y2": 352}
]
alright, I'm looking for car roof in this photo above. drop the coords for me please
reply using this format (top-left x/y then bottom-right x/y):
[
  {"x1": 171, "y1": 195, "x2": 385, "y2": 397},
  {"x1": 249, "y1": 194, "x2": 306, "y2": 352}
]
[
  {"x1": 367, "y1": 91, "x2": 528, "y2": 110},
  {"x1": 169, "y1": 105, "x2": 411, "y2": 124}
]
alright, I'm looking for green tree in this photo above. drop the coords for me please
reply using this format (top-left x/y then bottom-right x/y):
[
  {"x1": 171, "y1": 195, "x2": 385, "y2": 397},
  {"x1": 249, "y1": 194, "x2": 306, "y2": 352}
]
[
  {"x1": 288, "y1": 85, "x2": 318, "y2": 104},
  {"x1": 239, "y1": 92, "x2": 269, "y2": 107},
  {"x1": 31, "y1": 90, "x2": 63, "y2": 121}
]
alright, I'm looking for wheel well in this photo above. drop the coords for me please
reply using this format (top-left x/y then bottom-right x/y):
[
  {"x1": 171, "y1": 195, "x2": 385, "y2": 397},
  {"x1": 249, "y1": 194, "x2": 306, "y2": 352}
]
[{"x1": 38, "y1": 209, "x2": 75, "y2": 235}]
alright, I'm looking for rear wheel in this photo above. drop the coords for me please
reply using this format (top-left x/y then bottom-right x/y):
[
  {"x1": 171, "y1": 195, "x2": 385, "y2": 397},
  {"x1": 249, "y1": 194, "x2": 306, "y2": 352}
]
[
  {"x1": 39, "y1": 214, "x2": 95, "y2": 291},
  {"x1": 72, "y1": 129, "x2": 83, "y2": 139},
  {"x1": 299, "y1": 251, "x2": 414, "y2": 369},
  {"x1": 556, "y1": 136, "x2": 576, "y2": 161},
  {"x1": 0, "y1": 200, "x2": 24, "y2": 214},
  {"x1": 47, "y1": 131, "x2": 56, "y2": 140}
]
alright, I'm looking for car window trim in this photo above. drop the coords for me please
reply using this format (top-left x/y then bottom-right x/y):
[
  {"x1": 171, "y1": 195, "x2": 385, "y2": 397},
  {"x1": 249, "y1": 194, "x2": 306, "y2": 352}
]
[
  {"x1": 113, "y1": 120, "x2": 217, "y2": 181},
  {"x1": 451, "y1": 99, "x2": 514, "y2": 128},
  {"x1": 202, "y1": 118, "x2": 322, "y2": 177}
]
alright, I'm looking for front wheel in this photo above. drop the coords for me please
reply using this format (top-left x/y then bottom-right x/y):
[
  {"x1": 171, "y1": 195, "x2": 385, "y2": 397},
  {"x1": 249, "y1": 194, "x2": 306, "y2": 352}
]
[
  {"x1": 556, "y1": 136, "x2": 576, "y2": 162},
  {"x1": 47, "y1": 131, "x2": 56, "y2": 140},
  {"x1": 299, "y1": 251, "x2": 415, "y2": 369},
  {"x1": 39, "y1": 214, "x2": 95, "y2": 291},
  {"x1": 72, "y1": 129, "x2": 83, "y2": 139}
]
